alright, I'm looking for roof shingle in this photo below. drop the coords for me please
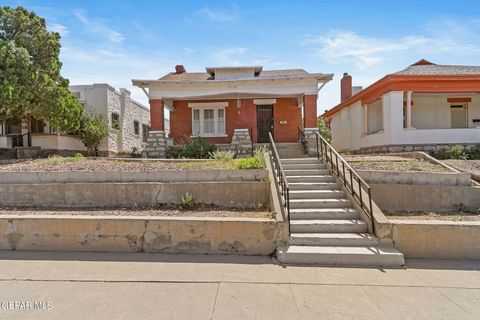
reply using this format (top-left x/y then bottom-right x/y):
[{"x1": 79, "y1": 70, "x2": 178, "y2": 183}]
[{"x1": 158, "y1": 69, "x2": 309, "y2": 81}]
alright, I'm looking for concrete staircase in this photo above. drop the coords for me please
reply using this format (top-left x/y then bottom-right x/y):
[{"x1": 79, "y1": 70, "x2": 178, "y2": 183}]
[{"x1": 275, "y1": 143, "x2": 405, "y2": 267}]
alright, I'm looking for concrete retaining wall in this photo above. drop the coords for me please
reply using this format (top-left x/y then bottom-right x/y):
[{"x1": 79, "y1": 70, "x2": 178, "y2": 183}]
[
  {"x1": 0, "y1": 215, "x2": 288, "y2": 255},
  {"x1": 0, "y1": 182, "x2": 269, "y2": 208},
  {"x1": 359, "y1": 170, "x2": 471, "y2": 186},
  {"x1": 0, "y1": 169, "x2": 267, "y2": 184},
  {"x1": 390, "y1": 220, "x2": 480, "y2": 259},
  {"x1": 371, "y1": 184, "x2": 480, "y2": 211}
]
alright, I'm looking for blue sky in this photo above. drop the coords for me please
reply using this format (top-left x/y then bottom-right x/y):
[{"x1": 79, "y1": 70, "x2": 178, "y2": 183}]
[{"x1": 4, "y1": 0, "x2": 480, "y2": 112}]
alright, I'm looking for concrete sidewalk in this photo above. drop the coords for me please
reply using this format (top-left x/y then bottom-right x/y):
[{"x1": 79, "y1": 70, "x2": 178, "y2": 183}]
[{"x1": 0, "y1": 251, "x2": 479, "y2": 319}]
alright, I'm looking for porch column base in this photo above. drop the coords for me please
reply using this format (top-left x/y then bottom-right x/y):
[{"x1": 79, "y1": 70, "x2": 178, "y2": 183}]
[
  {"x1": 231, "y1": 129, "x2": 252, "y2": 158},
  {"x1": 303, "y1": 128, "x2": 319, "y2": 156},
  {"x1": 144, "y1": 131, "x2": 167, "y2": 158}
]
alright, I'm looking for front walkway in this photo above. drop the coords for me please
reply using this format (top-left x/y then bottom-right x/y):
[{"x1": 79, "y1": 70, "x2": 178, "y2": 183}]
[{"x1": 0, "y1": 251, "x2": 479, "y2": 319}]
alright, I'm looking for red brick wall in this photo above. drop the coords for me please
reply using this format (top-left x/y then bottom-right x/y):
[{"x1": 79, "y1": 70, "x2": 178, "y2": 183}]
[
  {"x1": 149, "y1": 99, "x2": 164, "y2": 130},
  {"x1": 169, "y1": 98, "x2": 301, "y2": 144},
  {"x1": 274, "y1": 98, "x2": 302, "y2": 142},
  {"x1": 303, "y1": 94, "x2": 318, "y2": 128}
]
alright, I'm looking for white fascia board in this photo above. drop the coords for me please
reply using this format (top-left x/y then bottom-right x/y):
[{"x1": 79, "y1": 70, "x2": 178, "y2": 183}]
[
  {"x1": 253, "y1": 99, "x2": 277, "y2": 105},
  {"x1": 188, "y1": 102, "x2": 229, "y2": 108}
]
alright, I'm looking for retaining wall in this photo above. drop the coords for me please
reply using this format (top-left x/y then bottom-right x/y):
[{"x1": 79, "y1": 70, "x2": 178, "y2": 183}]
[
  {"x1": 0, "y1": 215, "x2": 288, "y2": 255},
  {"x1": 358, "y1": 170, "x2": 471, "y2": 186},
  {"x1": 371, "y1": 184, "x2": 480, "y2": 211},
  {"x1": 0, "y1": 169, "x2": 267, "y2": 184},
  {"x1": 0, "y1": 181, "x2": 269, "y2": 208},
  {"x1": 390, "y1": 220, "x2": 480, "y2": 259}
]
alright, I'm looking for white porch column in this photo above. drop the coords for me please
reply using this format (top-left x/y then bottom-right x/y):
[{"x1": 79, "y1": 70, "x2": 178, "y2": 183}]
[
  {"x1": 363, "y1": 104, "x2": 368, "y2": 135},
  {"x1": 406, "y1": 91, "x2": 413, "y2": 128},
  {"x1": 382, "y1": 91, "x2": 404, "y2": 144}
]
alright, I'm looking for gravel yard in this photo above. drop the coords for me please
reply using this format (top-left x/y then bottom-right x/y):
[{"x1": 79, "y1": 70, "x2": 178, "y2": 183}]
[
  {"x1": 0, "y1": 158, "x2": 238, "y2": 172},
  {"x1": 0, "y1": 204, "x2": 272, "y2": 219},
  {"x1": 345, "y1": 155, "x2": 449, "y2": 172},
  {"x1": 386, "y1": 210, "x2": 480, "y2": 221}
]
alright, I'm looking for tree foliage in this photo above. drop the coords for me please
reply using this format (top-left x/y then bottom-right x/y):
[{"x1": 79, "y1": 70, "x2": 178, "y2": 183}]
[
  {"x1": 0, "y1": 6, "x2": 83, "y2": 132},
  {"x1": 317, "y1": 117, "x2": 332, "y2": 142},
  {"x1": 77, "y1": 113, "x2": 109, "y2": 154}
]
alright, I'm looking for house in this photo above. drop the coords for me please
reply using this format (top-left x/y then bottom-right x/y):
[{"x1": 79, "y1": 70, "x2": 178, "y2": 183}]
[
  {"x1": 323, "y1": 60, "x2": 480, "y2": 153},
  {"x1": 0, "y1": 83, "x2": 151, "y2": 156},
  {"x1": 132, "y1": 65, "x2": 333, "y2": 157}
]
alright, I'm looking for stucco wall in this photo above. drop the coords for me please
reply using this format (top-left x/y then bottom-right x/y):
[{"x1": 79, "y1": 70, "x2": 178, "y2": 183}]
[{"x1": 31, "y1": 135, "x2": 87, "y2": 151}]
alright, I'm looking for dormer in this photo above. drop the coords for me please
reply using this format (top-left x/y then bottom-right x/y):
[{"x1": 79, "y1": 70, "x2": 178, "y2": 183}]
[{"x1": 205, "y1": 66, "x2": 263, "y2": 80}]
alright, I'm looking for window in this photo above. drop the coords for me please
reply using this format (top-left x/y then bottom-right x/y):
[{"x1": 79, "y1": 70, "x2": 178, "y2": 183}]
[
  {"x1": 111, "y1": 113, "x2": 120, "y2": 130},
  {"x1": 31, "y1": 118, "x2": 45, "y2": 134},
  {"x1": 450, "y1": 105, "x2": 468, "y2": 128},
  {"x1": 142, "y1": 124, "x2": 150, "y2": 142},
  {"x1": 191, "y1": 107, "x2": 226, "y2": 136},
  {"x1": 134, "y1": 121, "x2": 140, "y2": 135}
]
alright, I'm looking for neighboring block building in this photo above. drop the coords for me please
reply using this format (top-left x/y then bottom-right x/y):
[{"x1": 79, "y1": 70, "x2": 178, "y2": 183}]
[
  {"x1": 133, "y1": 65, "x2": 333, "y2": 157},
  {"x1": 323, "y1": 60, "x2": 480, "y2": 153},
  {"x1": 0, "y1": 83, "x2": 151, "y2": 156}
]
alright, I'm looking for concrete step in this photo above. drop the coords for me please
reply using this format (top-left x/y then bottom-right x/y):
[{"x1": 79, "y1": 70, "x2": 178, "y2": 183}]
[
  {"x1": 289, "y1": 198, "x2": 352, "y2": 209},
  {"x1": 279, "y1": 153, "x2": 308, "y2": 159},
  {"x1": 284, "y1": 169, "x2": 330, "y2": 176},
  {"x1": 288, "y1": 182, "x2": 339, "y2": 190},
  {"x1": 276, "y1": 245, "x2": 405, "y2": 267},
  {"x1": 281, "y1": 158, "x2": 320, "y2": 165},
  {"x1": 289, "y1": 190, "x2": 346, "y2": 199},
  {"x1": 286, "y1": 175, "x2": 335, "y2": 183},
  {"x1": 282, "y1": 163, "x2": 326, "y2": 170},
  {"x1": 290, "y1": 219, "x2": 367, "y2": 233},
  {"x1": 289, "y1": 233, "x2": 379, "y2": 246},
  {"x1": 289, "y1": 208, "x2": 359, "y2": 220}
]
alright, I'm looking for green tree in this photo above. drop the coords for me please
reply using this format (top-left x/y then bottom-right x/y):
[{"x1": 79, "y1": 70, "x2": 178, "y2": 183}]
[
  {"x1": 317, "y1": 117, "x2": 332, "y2": 142},
  {"x1": 78, "y1": 113, "x2": 109, "y2": 155},
  {"x1": 0, "y1": 6, "x2": 83, "y2": 133}
]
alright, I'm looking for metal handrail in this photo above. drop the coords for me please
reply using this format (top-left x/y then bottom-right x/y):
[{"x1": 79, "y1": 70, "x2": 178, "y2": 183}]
[
  {"x1": 297, "y1": 126, "x2": 307, "y2": 154},
  {"x1": 10, "y1": 132, "x2": 31, "y2": 148},
  {"x1": 249, "y1": 127, "x2": 254, "y2": 157},
  {"x1": 268, "y1": 132, "x2": 290, "y2": 234},
  {"x1": 315, "y1": 131, "x2": 375, "y2": 235}
]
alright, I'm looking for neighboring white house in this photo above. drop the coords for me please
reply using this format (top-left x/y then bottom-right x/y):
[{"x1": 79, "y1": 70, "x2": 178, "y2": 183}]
[
  {"x1": 0, "y1": 83, "x2": 151, "y2": 155},
  {"x1": 323, "y1": 60, "x2": 480, "y2": 153}
]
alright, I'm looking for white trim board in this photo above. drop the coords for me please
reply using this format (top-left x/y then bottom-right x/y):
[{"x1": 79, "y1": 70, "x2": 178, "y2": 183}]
[
  {"x1": 188, "y1": 102, "x2": 228, "y2": 108},
  {"x1": 253, "y1": 99, "x2": 276, "y2": 105}
]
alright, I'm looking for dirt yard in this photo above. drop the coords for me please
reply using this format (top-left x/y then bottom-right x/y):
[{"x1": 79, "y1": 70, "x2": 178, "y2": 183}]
[
  {"x1": 444, "y1": 160, "x2": 480, "y2": 181},
  {"x1": 0, "y1": 157, "x2": 239, "y2": 172},
  {"x1": 344, "y1": 155, "x2": 449, "y2": 172},
  {"x1": 0, "y1": 204, "x2": 273, "y2": 219},
  {"x1": 385, "y1": 210, "x2": 480, "y2": 222}
]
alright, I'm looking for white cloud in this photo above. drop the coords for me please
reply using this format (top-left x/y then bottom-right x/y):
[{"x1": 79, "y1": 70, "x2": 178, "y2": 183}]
[
  {"x1": 49, "y1": 23, "x2": 69, "y2": 36},
  {"x1": 199, "y1": 7, "x2": 237, "y2": 22},
  {"x1": 74, "y1": 10, "x2": 124, "y2": 43},
  {"x1": 211, "y1": 47, "x2": 249, "y2": 65},
  {"x1": 302, "y1": 20, "x2": 480, "y2": 69},
  {"x1": 183, "y1": 47, "x2": 195, "y2": 55}
]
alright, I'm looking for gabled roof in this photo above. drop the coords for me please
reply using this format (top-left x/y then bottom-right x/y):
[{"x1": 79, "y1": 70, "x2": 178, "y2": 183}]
[
  {"x1": 395, "y1": 60, "x2": 480, "y2": 75},
  {"x1": 322, "y1": 60, "x2": 480, "y2": 119},
  {"x1": 158, "y1": 68, "x2": 310, "y2": 81}
]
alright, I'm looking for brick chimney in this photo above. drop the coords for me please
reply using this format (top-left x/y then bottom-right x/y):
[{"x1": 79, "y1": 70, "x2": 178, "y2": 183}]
[
  {"x1": 175, "y1": 65, "x2": 186, "y2": 73},
  {"x1": 341, "y1": 72, "x2": 352, "y2": 102}
]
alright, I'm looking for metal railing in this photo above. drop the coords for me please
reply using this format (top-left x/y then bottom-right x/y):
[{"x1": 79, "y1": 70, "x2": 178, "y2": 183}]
[
  {"x1": 10, "y1": 132, "x2": 31, "y2": 148},
  {"x1": 249, "y1": 127, "x2": 254, "y2": 157},
  {"x1": 297, "y1": 126, "x2": 307, "y2": 154},
  {"x1": 315, "y1": 131, "x2": 375, "y2": 235},
  {"x1": 268, "y1": 132, "x2": 290, "y2": 233}
]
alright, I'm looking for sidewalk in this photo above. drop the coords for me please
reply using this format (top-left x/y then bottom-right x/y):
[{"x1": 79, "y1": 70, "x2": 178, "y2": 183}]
[{"x1": 0, "y1": 251, "x2": 479, "y2": 319}]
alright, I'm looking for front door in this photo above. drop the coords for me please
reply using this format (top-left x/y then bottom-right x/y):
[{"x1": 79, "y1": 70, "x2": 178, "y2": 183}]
[{"x1": 256, "y1": 105, "x2": 274, "y2": 143}]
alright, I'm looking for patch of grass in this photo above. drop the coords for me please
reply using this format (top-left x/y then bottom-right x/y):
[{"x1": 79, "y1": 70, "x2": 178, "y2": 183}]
[
  {"x1": 234, "y1": 157, "x2": 265, "y2": 169},
  {"x1": 39, "y1": 155, "x2": 86, "y2": 165},
  {"x1": 264, "y1": 211, "x2": 276, "y2": 219},
  {"x1": 176, "y1": 160, "x2": 235, "y2": 170}
]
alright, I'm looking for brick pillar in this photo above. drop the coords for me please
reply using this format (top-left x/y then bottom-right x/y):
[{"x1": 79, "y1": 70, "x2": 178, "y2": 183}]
[
  {"x1": 150, "y1": 99, "x2": 164, "y2": 131},
  {"x1": 303, "y1": 94, "x2": 317, "y2": 128}
]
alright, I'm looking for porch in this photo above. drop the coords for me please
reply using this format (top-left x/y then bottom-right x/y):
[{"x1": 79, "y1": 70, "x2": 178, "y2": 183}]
[{"x1": 360, "y1": 91, "x2": 480, "y2": 151}]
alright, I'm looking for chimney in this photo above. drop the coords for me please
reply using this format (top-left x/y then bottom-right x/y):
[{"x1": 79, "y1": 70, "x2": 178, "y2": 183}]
[
  {"x1": 341, "y1": 72, "x2": 352, "y2": 102},
  {"x1": 175, "y1": 65, "x2": 186, "y2": 73}
]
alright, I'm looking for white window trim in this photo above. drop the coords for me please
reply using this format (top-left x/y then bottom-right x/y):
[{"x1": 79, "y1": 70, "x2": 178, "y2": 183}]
[{"x1": 191, "y1": 106, "x2": 227, "y2": 137}]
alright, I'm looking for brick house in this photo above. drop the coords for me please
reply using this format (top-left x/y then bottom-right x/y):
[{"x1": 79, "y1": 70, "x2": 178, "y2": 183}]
[
  {"x1": 133, "y1": 65, "x2": 332, "y2": 156},
  {"x1": 323, "y1": 60, "x2": 480, "y2": 153}
]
